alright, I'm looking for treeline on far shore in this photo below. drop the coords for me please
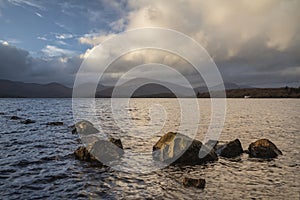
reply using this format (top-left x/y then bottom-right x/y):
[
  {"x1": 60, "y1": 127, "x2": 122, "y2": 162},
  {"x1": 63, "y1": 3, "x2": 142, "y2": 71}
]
[{"x1": 197, "y1": 87, "x2": 300, "y2": 98}]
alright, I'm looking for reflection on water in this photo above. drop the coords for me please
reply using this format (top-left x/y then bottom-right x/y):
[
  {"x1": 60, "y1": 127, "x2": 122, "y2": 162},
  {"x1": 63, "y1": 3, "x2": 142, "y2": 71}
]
[{"x1": 0, "y1": 98, "x2": 299, "y2": 199}]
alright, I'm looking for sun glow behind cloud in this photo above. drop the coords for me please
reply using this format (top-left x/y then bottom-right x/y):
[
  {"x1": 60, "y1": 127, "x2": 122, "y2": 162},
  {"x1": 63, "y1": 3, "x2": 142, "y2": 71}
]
[{"x1": 0, "y1": 0, "x2": 299, "y2": 87}]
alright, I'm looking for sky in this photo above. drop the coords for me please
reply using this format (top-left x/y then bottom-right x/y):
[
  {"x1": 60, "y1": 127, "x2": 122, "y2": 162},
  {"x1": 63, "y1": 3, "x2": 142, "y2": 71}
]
[{"x1": 0, "y1": 0, "x2": 299, "y2": 87}]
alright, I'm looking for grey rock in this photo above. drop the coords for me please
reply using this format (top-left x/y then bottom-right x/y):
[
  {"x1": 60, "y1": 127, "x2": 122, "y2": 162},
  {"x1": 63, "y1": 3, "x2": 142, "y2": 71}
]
[{"x1": 153, "y1": 132, "x2": 218, "y2": 165}]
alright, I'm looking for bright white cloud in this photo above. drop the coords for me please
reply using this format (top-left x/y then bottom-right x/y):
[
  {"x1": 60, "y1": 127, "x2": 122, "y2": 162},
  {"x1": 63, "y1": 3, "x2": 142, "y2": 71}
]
[
  {"x1": 76, "y1": 0, "x2": 300, "y2": 86},
  {"x1": 80, "y1": 0, "x2": 299, "y2": 59},
  {"x1": 55, "y1": 33, "x2": 73, "y2": 40},
  {"x1": 41, "y1": 45, "x2": 76, "y2": 57},
  {"x1": 35, "y1": 12, "x2": 43, "y2": 18},
  {"x1": 37, "y1": 36, "x2": 47, "y2": 41},
  {"x1": 78, "y1": 32, "x2": 117, "y2": 46},
  {"x1": 0, "y1": 40, "x2": 9, "y2": 46}
]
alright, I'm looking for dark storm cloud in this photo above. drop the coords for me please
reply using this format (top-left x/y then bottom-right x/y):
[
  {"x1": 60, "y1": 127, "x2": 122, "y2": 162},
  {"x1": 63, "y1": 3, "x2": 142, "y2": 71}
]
[
  {"x1": 0, "y1": 43, "x2": 82, "y2": 86},
  {"x1": 0, "y1": 43, "x2": 30, "y2": 80}
]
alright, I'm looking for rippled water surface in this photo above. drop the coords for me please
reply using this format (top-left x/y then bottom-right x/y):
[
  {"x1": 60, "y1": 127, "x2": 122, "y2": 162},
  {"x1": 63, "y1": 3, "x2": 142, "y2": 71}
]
[{"x1": 0, "y1": 98, "x2": 299, "y2": 199}]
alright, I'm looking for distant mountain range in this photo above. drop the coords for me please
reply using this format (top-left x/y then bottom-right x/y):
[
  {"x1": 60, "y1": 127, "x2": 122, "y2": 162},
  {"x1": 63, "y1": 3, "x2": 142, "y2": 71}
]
[
  {"x1": 0, "y1": 79, "x2": 298, "y2": 98},
  {"x1": 0, "y1": 79, "x2": 72, "y2": 98}
]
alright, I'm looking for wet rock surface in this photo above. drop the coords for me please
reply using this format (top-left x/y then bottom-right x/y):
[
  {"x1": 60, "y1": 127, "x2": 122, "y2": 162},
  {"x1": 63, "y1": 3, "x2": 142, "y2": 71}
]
[
  {"x1": 182, "y1": 177, "x2": 206, "y2": 189},
  {"x1": 46, "y1": 122, "x2": 64, "y2": 126},
  {"x1": 73, "y1": 120, "x2": 99, "y2": 135},
  {"x1": 10, "y1": 116, "x2": 22, "y2": 120},
  {"x1": 74, "y1": 120, "x2": 124, "y2": 164},
  {"x1": 74, "y1": 146, "x2": 99, "y2": 163},
  {"x1": 248, "y1": 139, "x2": 282, "y2": 158},
  {"x1": 74, "y1": 137, "x2": 124, "y2": 164},
  {"x1": 152, "y1": 132, "x2": 218, "y2": 165},
  {"x1": 216, "y1": 139, "x2": 244, "y2": 158},
  {"x1": 21, "y1": 119, "x2": 36, "y2": 124}
]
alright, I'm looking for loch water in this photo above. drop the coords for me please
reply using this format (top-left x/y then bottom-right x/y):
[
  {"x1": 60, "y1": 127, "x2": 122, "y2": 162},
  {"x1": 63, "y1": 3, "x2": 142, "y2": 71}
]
[{"x1": 0, "y1": 98, "x2": 299, "y2": 199}]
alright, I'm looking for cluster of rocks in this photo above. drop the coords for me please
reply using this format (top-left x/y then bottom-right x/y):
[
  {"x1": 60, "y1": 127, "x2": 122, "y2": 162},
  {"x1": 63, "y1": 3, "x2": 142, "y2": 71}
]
[
  {"x1": 73, "y1": 120, "x2": 124, "y2": 165},
  {"x1": 152, "y1": 132, "x2": 282, "y2": 164},
  {"x1": 72, "y1": 121, "x2": 283, "y2": 189},
  {"x1": 9, "y1": 116, "x2": 36, "y2": 124}
]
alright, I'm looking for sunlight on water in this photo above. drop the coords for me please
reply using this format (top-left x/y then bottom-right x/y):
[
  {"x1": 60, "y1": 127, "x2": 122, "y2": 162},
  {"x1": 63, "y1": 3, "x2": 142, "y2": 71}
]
[{"x1": 0, "y1": 98, "x2": 299, "y2": 199}]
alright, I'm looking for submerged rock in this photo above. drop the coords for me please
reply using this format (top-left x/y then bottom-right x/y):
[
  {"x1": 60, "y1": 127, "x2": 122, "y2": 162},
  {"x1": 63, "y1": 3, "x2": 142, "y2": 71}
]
[
  {"x1": 216, "y1": 139, "x2": 244, "y2": 158},
  {"x1": 182, "y1": 177, "x2": 206, "y2": 189},
  {"x1": 46, "y1": 121, "x2": 64, "y2": 126},
  {"x1": 21, "y1": 119, "x2": 36, "y2": 124},
  {"x1": 248, "y1": 139, "x2": 282, "y2": 158},
  {"x1": 10, "y1": 116, "x2": 22, "y2": 120},
  {"x1": 152, "y1": 132, "x2": 218, "y2": 165}
]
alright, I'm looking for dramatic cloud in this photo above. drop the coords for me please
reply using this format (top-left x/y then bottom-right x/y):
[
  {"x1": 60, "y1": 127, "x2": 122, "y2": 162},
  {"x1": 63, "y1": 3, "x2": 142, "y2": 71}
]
[
  {"x1": 79, "y1": 0, "x2": 300, "y2": 87},
  {"x1": 1, "y1": 0, "x2": 299, "y2": 87},
  {"x1": 0, "y1": 43, "x2": 82, "y2": 86}
]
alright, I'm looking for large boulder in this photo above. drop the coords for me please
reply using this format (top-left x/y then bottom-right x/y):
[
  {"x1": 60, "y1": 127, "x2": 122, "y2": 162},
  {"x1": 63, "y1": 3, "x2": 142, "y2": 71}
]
[
  {"x1": 74, "y1": 137, "x2": 124, "y2": 163},
  {"x1": 216, "y1": 139, "x2": 244, "y2": 158},
  {"x1": 182, "y1": 177, "x2": 206, "y2": 189},
  {"x1": 152, "y1": 132, "x2": 218, "y2": 165},
  {"x1": 74, "y1": 120, "x2": 124, "y2": 164},
  {"x1": 248, "y1": 139, "x2": 282, "y2": 158}
]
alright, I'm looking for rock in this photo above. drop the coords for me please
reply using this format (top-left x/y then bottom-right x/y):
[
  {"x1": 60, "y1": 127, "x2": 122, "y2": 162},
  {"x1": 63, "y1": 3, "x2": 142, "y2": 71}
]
[
  {"x1": 73, "y1": 120, "x2": 99, "y2": 135},
  {"x1": 90, "y1": 139, "x2": 124, "y2": 163},
  {"x1": 74, "y1": 120, "x2": 124, "y2": 164},
  {"x1": 21, "y1": 119, "x2": 36, "y2": 124},
  {"x1": 216, "y1": 139, "x2": 244, "y2": 158},
  {"x1": 69, "y1": 125, "x2": 77, "y2": 134},
  {"x1": 46, "y1": 122, "x2": 64, "y2": 126},
  {"x1": 74, "y1": 146, "x2": 99, "y2": 162},
  {"x1": 109, "y1": 138, "x2": 123, "y2": 149},
  {"x1": 243, "y1": 149, "x2": 250, "y2": 154},
  {"x1": 69, "y1": 124, "x2": 77, "y2": 134},
  {"x1": 71, "y1": 127, "x2": 77, "y2": 134},
  {"x1": 74, "y1": 137, "x2": 124, "y2": 164},
  {"x1": 182, "y1": 177, "x2": 206, "y2": 189},
  {"x1": 248, "y1": 139, "x2": 282, "y2": 158},
  {"x1": 152, "y1": 132, "x2": 218, "y2": 165},
  {"x1": 205, "y1": 140, "x2": 219, "y2": 149},
  {"x1": 10, "y1": 116, "x2": 22, "y2": 120}
]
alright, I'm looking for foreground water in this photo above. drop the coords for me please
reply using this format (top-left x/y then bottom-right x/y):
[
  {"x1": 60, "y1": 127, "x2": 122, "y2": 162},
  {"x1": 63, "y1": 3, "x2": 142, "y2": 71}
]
[{"x1": 0, "y1": 98, "x2": 299, "y2": 199}]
